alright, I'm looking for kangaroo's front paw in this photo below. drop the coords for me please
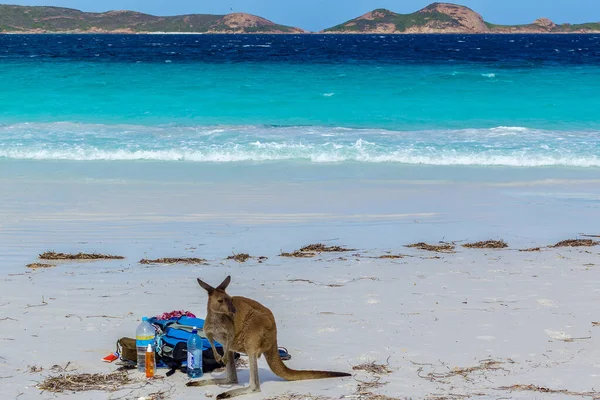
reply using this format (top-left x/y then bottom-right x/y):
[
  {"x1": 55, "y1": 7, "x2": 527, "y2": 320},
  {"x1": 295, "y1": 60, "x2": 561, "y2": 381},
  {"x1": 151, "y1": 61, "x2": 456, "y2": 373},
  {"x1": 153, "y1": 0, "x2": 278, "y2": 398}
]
[
  {"x1": 220, "y1": 354, "x2": 229, "y2": 365},
  {"x1": 214, "y1": 353, "x2": 223, "y2": 364}
]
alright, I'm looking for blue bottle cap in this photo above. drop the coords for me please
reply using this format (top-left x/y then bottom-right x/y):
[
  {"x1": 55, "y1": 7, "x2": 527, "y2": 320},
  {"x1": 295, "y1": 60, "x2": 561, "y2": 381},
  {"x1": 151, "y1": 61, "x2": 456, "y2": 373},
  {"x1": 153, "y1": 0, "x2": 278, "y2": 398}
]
[
  {"x1": 142, "y1": 316, "x2": 148, "y2": 321},
  {"x1": 192, "y1": 326, "x2": 198, "y2": 334}
]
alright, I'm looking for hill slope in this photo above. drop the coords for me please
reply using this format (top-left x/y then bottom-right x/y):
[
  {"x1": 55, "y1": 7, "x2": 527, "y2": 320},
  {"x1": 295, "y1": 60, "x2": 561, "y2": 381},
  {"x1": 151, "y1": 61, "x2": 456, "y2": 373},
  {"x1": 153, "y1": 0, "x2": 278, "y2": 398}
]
[
  {"x1": 324, "y1": 2, "x2": 600, "y2": 34},
  {"x1": 0, "y1": 5, "x2": 305, "y2": 33}
]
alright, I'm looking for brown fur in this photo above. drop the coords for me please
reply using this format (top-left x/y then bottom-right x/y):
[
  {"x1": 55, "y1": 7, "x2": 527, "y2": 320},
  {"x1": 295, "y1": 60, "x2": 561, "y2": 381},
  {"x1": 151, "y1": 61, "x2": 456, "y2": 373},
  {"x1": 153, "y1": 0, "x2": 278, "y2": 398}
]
[{"x1": 187, "y1": 276, "x2": 351, "y2": 399}]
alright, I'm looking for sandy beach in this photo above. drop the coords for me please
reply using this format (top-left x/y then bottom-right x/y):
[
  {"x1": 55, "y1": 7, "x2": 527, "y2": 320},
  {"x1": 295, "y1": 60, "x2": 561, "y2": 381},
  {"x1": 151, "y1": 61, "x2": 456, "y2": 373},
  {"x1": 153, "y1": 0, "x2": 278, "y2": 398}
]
[{"x1": 1, "y1": 161, "x2": 599, "y2": 399}]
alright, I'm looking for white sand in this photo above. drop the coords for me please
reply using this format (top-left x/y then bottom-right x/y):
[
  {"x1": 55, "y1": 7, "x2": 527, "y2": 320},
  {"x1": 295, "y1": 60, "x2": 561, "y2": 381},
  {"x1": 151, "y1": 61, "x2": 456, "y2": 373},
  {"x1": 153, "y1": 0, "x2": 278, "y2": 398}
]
[{"x1": 1, "y1": 161, "x2": 600, "y2": 399}]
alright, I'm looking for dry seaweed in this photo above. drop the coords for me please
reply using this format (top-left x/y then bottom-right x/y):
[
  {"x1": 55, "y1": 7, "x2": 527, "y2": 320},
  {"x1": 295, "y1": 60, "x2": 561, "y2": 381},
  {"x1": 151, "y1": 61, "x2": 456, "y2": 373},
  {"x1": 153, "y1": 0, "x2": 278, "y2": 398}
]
[
  {"x1": 406, "y1": 242, "x2": 456, "y2": 253},
  {"x1": 146, "y1": 390, "x2": 170, "y2": 400},
  {"x1": 417, "y1": 359, "x2": 506, "y2": 381},
  {"x1": 353, "y1": 377, "x2": 390, "y2": 399},
  {"x1": 26, "y1": 263, "x2": 54, "y2": 269},
  {"x1": 378, "y1": 254, "x2": 405, "y2": 259},
  {"x1": 139, "y1": 257, "x2": 206, "y2": 264},
  {"x1": 225, "y1": 253, "x2": 251, "y2": 262},
  {"x1": 551, "y1": 239, "x2": 598, "y2": 248},
  {"x1": 355, "y1": 376, "x2": 386, "y2": 392},
  {"x1": 281, "y1": 243, "x2": 355, "y2": 257},
  {"x1": 462, "y1": 240, "x2": 508, "y2": 249},
  {"x1": 298, "y1": 243, "x2": 355, "y2": 252},
  {"x1": 519, "y1": 247, "x2": 541, "y2": 252},
  {"x1": 351, "y1": 365, "x2": 407, "y2": 400},
  {"x1": 280, "y1": 251, "x2": 317, "y2": 258},
  {"x1": 262, "y1": 394, "x2": 333, "y2": 400},
  {"x1": 38, "y1": 371, "x2": 134, "y2": 393},
  {"x1": 39, "y1": 252, "x2": 124, "y2": 260},
  {"x1": 262, "y1": 390, "x2": 404, "y2": 400},
  {"x1": 359, "y1": 394, "x2": 406, "y2": 400},
  {"x1": 446, "y1": 360, "x2": 505, "y2": 378},
  {"x1": 353, "y1": 361, "x2": 393, "y2": 375},
  {"x1": 498, "y1": 384, "x2": 600, "y2": 398}
]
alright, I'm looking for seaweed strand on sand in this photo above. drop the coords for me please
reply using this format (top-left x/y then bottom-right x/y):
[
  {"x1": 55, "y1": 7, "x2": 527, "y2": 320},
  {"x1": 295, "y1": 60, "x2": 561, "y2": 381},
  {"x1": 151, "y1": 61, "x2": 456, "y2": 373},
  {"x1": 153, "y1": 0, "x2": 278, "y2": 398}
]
[
  {"x1": 462, "y1": 240, "x2": 508, "y2": 249},
  {"x1": 551, "y1": 239, "x2": 598, "y2": 248},
  {"x1": 139, "y1": 257, "x2": 206, "y2": 264},
  {"x1": 405, "y1": 242, "x2": 455, "y2": 253},
  {"x1": 280, "y1": 243, "x2": 355, "y2": 258},
  {"x1": 39, "y1": 252, "x2": 124, "y2": 260}
]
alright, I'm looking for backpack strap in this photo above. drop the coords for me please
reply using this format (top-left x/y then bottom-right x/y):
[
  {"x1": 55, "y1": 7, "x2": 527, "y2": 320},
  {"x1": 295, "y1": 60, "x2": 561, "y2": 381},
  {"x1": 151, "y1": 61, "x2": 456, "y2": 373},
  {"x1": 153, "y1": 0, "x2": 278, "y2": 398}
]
[{"x1": 162, "y1": 357, "x2": 183, "y2": 377}]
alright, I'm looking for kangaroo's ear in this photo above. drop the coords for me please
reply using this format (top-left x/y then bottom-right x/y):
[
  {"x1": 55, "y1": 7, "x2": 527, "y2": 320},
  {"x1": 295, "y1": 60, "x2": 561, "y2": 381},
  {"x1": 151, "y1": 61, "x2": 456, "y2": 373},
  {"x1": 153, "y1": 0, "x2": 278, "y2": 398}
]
[
  {"x1": 197, "y1": 278, "x2": 214, "y2": 294},
  {"x1": 217, "y1": 275, "x2": 231, "y2": 291}
]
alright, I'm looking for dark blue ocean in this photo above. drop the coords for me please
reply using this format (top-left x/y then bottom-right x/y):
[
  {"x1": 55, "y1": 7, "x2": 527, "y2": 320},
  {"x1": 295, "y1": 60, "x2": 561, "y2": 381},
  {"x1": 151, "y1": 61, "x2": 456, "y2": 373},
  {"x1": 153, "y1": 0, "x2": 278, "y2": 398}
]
[{"x1": 2, "y1": 33, "x2": 600, "y2": 64}]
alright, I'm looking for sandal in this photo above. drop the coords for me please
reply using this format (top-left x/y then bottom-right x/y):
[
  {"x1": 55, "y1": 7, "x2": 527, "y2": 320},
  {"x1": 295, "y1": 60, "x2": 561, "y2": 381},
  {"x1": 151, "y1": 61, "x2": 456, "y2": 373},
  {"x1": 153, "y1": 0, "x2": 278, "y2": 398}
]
[{"x1": 278, "y1": 347, "x2": 292, "y2": 361}]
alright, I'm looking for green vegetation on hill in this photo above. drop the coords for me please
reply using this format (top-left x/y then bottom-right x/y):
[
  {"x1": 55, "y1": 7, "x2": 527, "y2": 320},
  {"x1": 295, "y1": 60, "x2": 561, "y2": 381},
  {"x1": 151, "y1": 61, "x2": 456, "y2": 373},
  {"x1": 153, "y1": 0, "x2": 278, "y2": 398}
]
[
  {"x1": 556, "y1": 22, "x2": 600, "y2": 32},
  {"x1": 0, "y1": 3, "x2": 598, "y2": 34},
  {"x1": 485, "y1": 21, "x2": 600, "y2": 33},
  {"x1": 325, "y1": 8, "x2": 460, "y2": 32},
  {"x1": 325, "y1": 2, "x2": 600, "y2": 34},
  {"x1": 0, "y1": 4, "x2": 300, "y2": 33},
  {"x1": 484, "y1": 22, "x2": 535, "y2": 30}
]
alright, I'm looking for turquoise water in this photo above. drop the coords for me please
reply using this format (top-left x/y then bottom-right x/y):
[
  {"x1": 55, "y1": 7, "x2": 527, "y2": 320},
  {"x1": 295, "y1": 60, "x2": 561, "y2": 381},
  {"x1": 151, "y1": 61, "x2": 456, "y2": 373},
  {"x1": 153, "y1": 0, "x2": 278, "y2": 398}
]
[
  {"x1": 1, "y1": 34, "x2": 599, "y2": 166},
  {"x1": 2, "y1": 62, "x2": 599, "y2": 129}
]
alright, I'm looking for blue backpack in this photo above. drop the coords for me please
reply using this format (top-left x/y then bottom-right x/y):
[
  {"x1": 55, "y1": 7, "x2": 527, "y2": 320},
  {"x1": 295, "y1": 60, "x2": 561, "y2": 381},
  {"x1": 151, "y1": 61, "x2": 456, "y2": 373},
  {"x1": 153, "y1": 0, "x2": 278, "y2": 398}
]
[{"x1": 148, "y1": 315, "x2": 239, "y2": 376}]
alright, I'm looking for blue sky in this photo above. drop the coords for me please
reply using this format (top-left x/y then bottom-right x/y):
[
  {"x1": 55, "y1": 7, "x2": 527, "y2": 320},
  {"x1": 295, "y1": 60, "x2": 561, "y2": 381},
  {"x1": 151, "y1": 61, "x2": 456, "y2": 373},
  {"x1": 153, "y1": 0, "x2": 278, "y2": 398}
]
[{"x1": 6, "y1": 0, "x2": 600, "y2": 31}]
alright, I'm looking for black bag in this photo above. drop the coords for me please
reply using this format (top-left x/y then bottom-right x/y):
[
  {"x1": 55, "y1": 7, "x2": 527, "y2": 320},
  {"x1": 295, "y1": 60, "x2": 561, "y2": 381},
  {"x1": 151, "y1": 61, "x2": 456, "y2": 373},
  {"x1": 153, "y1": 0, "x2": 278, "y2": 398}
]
[{"x1": 160, "y1": 340, "x2": 239, "y2": 376}]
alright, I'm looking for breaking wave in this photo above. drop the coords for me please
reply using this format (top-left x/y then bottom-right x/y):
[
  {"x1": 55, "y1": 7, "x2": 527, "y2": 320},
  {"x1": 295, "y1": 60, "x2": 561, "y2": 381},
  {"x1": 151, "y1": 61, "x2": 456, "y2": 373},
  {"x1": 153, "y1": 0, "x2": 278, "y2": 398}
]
[{"x1": 1, "y1": 122, "x2": 599, "y2": 167}]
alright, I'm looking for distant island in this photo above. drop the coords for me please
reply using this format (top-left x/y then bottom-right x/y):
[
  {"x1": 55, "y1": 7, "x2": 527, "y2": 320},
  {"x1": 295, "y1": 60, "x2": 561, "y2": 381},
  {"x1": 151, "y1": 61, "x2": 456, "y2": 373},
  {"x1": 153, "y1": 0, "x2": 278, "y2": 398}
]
[
  {"x1": 0, "y1": 4, "x2": 305, "y2": 33},
  {"x1": 325, "y1": 3, "x2": 600, "y2": 34},
  {"x1": 0, "y1": 2, "x2": 598, "y2": 34}
]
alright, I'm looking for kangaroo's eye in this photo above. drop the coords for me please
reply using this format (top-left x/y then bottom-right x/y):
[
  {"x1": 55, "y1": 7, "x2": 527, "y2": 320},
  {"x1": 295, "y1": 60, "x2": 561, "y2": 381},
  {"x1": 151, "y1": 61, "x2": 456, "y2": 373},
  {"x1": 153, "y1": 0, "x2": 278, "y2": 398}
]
[{"x1": 218, "y1": 299, "x2": 224, "y2": 303}]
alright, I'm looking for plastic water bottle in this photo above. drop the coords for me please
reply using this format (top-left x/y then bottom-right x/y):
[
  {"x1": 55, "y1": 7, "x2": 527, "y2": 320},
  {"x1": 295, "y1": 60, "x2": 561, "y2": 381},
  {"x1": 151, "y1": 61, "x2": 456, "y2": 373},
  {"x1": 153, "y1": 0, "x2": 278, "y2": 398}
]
[
  {"x1": 135, "y1": 316, "x2": 155, "y2": 372},
  {"x1": 187, "y1": 326, "x2": 203, "y2": 378}
]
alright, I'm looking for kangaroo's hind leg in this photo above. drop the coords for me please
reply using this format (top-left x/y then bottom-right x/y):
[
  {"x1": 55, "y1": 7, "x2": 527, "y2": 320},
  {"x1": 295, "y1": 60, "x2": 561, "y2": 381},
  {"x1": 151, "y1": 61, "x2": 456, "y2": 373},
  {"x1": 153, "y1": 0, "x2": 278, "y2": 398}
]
[
  {"x1": 216, "y1": 353, "x2": 260, "y2": 399},
  {"x1": 225, "y1": 350, "x2": 238, "y2": 383}
]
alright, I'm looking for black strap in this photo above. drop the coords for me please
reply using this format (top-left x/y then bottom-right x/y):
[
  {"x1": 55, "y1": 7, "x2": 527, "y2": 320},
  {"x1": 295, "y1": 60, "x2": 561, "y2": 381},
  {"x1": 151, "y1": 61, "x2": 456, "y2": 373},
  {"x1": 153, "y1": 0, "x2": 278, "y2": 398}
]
[{"x1": 159, "y1": 356, "x2": 183, "y2": 377}]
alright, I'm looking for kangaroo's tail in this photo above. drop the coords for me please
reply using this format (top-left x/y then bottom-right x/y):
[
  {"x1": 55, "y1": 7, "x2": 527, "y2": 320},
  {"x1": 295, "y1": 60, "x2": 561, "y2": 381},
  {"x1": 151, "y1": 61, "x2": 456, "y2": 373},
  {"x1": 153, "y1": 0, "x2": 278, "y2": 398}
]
[{"x1": 264, "y1": 344, "x2": 351, "y2": 381}]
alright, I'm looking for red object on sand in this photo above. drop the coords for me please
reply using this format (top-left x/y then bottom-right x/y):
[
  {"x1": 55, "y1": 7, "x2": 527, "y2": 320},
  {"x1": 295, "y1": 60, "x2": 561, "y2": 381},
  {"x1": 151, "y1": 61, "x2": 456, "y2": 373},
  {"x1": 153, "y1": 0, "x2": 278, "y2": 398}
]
[
  {"x1": 102, "y1": 352, "x2": 119, "y2": 363},
  {"x1": 155, "y1": 310, "x2": 196, "y2": 320}
]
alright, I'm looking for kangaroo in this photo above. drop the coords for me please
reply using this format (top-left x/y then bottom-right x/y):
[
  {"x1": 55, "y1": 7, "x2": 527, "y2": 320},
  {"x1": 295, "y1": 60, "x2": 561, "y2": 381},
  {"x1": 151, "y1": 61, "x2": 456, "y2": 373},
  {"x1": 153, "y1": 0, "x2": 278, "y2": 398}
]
[{"x1": 186, "y1": 275, "x2": 351, "y2": 399}]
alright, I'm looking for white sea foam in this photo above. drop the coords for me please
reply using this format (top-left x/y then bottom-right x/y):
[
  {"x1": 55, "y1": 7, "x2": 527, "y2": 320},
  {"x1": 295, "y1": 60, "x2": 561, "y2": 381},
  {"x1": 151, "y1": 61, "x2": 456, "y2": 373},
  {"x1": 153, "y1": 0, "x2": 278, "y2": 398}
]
[
  {"x1": 1, "y1": 122, "x2": 599, "y2": 167},
  {"x1": 2, "y1": 147, "x2": 600, "y2": 167}
]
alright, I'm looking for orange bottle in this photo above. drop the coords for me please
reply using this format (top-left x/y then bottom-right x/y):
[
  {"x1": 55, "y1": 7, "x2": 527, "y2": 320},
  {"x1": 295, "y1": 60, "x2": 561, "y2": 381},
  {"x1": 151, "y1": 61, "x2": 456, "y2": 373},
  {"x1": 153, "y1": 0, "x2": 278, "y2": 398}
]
[{"x1": 145, "y1": 344, "x2": 155, "y2": 378}]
